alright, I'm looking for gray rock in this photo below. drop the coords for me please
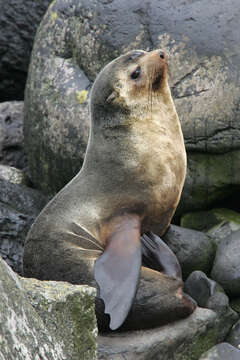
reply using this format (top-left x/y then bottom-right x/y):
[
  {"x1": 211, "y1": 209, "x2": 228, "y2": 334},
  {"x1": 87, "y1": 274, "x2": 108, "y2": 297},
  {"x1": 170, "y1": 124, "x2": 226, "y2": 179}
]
[
  {"x1": 199, "y1": 343, "x2": 240, "y2": 360},
  {"x1": 24, "y1": 4, "x2": 91, "y2": 193},
  {"x1": 0, "y1": 0, "x2": 52, "y2": 101},
  {"x1": 0, "y1": 164, "x2": 27, "y2": 185},
  {"x1": 21, "y1": 277, "x2": 97, "y2": 360},
  {"x1": 98, "y1": 307, "x2": 237, "y2": 360},
  {"x1": 227, "y1": 319, "x2": 240, "y2": 350},
  {"x1": 211, "y1": 230, "x2": 240, "y2": 296},
  {"x1": 208, "y1": 221, "x2": 240, "y2": 246},
  {"x1": 0, "y1": 179, "x2": 48, "y2": 217},
  {"x1": 184, "y1": 270, "x2": 237, "y2": 325},
  {"x1": 24, "y1": 0, "x2": 240, "y2": 207},
  {"x1": 163, "y1": 225, "x2": 216, "y2": 278},
  {"x1": 230, "y1": 298, "x2": 240, "y2": 316},
  {"x1": 0, "y1": 101, "x2": 27, "y2": 169},
  {"x1": 0, "y1": 256, "x2": 66, "y2": 360},
  {"x1": 184, "y1": 271, "x2": 224, "y2": 308},
  {"x1": 0, "y1": 179, "x2": 48, "y2": 274}
]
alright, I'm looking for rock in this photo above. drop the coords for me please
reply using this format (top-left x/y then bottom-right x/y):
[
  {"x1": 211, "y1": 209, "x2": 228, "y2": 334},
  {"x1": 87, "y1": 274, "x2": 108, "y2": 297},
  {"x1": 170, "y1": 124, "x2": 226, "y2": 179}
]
[
  {"x1": 24, "y1": 5, "x2": 91, "y2": 193},
  {"x1": 181, "y1": 208, "x2": 240, "y2": 232},
  {"x1": 184, "y1": 271, "x2": 238, "y2": 346},
  {"x1": 0, "y1": 0, "x2": 52, "y2": 101},
  {"x1": 211, "y1": 230, "x2": 240, "y2": 296},
  {"x1": 230, "y1": 298, "x2": 240, "y2": 316},
  {"x1": 0, "y1": 164, "x2": 28, "y2": 185},
  {"x1": 0, "y1": 256, "x2": 66, "y2": 359},
  {"x1": 184, "y1": 271, "x2": 224, "y2": 308},
  {"x1": 163, "y1": 225, "x2": 216, "y2": 278},
  {"x1": 208, "y1": 221, "x2": 240, "y2": 246},
  {"x1": 24, "y1": 0, "x2": 240, "y2": 202},
  {"x1": 227, "y1": 319, "x2": 240, "y2": 350},
  {"x1": 184, "y1": 270, "x2": 237, "y2": 324},
  {"x1": 21, "y1": 277, "x2": 97, "y2": 360},
  {"x1": 199, "y1": 343, "x2": 240, "y2": 360},
  {"x1": 0, "y1": 179, "x2": 48, "y2": 274},
  {"x1": 0, "y1": 101, "x2": 27, "y2": 169},
  {"x1": 98, "y1": 307, "x2": 237, "y2": 360}
]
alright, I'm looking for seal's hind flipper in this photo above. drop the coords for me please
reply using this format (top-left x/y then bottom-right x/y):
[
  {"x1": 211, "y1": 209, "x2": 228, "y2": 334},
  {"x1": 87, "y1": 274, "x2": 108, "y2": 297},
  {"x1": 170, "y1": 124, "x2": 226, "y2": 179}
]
[
  {"x1": 94, "y1": 214, "x2": 141, "y2": 330},
  {"x1": 141, "y1": 231, "x2": 182, "y2": 279}
]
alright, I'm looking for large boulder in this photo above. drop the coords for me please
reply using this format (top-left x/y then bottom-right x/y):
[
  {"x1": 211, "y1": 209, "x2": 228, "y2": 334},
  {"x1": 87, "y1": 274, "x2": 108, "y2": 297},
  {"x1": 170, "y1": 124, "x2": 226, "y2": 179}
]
[
  {"x1": 0, "y1": 256, "x2": 97, "y2": 360},
  {"x1": 0, "y1": 0, "x2": 52, "y2": 101},
  {"x1": 24, "y1": 0, "x2": 240, "y2": 208},
  {"x1": 98, "y1": 307, "x2": 237, "y2": 360},
  {"x1": 21, "y1": 277, "x2": 97, "y2": 360}
]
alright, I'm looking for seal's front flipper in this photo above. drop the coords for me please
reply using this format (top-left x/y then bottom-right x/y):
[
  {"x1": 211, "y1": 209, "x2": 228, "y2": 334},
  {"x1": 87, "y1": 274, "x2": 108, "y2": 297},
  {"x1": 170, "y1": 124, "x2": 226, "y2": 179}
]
[
  {"x1": 141, "y1": 231, "x2": 182, "y2": 279},
  {"x1": 94, "y1": 214, "x2": 141, "y2": 330}
]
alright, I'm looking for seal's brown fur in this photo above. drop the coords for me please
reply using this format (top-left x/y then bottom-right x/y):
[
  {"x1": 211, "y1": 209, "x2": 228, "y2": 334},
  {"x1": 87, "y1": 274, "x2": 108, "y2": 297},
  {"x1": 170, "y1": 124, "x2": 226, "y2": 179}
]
[{"x1": 24, "y1": 50, "x2": 190, "y2": 330}]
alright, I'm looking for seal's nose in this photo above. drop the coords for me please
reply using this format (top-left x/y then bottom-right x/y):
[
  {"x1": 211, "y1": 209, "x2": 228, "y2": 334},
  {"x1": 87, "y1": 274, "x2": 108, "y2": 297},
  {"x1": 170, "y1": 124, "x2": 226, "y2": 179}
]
[{"x1": 159, "y1": 50, "x2": 165, "y2": 60}]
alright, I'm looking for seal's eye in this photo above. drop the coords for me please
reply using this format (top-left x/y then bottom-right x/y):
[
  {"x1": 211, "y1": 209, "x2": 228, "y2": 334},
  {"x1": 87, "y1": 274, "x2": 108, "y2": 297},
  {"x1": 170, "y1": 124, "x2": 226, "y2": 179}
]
[{"x1": 131, "y1": 66, "x2": 141, "y2": 80}]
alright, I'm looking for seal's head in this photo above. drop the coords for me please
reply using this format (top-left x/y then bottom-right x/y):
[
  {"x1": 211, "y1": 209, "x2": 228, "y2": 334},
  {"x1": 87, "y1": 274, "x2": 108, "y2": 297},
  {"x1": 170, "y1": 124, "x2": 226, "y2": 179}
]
[{"x1": 90, "y1": 49, "x2": 169, "y2": 117}]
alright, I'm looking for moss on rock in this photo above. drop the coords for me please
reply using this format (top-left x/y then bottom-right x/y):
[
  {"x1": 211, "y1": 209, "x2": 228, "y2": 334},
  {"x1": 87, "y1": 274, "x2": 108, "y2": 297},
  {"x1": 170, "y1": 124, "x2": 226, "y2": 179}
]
[{"x1": 21, "y1": 277, "x2": 97, "y2": 360}]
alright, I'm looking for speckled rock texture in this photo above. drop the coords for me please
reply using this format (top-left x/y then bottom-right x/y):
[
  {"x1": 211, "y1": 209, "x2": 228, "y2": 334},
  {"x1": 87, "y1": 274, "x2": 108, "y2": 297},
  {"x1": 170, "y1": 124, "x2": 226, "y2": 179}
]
[
  {"x1": 0, "y1": 0, "x2": 52, "y2": 101},
  {"x1": 199, "y1": 342, "x2": 240, "y2": 360},
  {"x1": 98, "y1": 307, "x2": 237, "y2": 360},
  {"x1": 0, "y1": 164, "x2": 28, "y2": 185},
  {"x1": 24, "y1": 0, "x2": 240, "y2": 207},
  {"x1": 0, "y1": 256, "x2": 66, "y2": 360},
  {"x1": 0, "y1": 101, "x2": 27, "y2": 170},
  {"x1": 0, "y1": 179, "x2": 48, "y2": 274},
  {"x1": 21, "y1": 277, "x2": 97, "y2": 360}
]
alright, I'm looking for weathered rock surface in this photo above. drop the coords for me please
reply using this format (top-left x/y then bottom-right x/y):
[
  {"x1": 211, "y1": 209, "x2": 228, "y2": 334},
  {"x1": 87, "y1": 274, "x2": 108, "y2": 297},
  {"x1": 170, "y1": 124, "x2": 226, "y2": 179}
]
[
  {"x1": 163, "y1": 225, "x2": 215, "y2": 278},
  {"x1": 98, "y1": 307, "x2": 237, "y2": 360},
  {"x1": 230, "y1": 298, "x2": 240, "y2": 316},
  {"x1": 0, "y1": 256, "x2": 66, "y2": 360},
  {"x1": 0, "y1": 179, "x2": 48, "y2": 274},
  {"x1": 211, "y1": 230, "x2": 240, "y2": 296},
  {"x1": 226, "y1": 319, "x2": 240, "y2": 350},
  {"x1": 21, "y1": 277, "x2": 97, "y2": 360},
  {"x1": 0, "y1": 101, "x2": 27, "y2": 170},
  {"x1": 24, "y1": 5, "x2": 91, "y2": 193},
  {"x1": 208, "y1": 220, "x2": 240, "y2": 246},
  {"x1": 181, "y1": 208, "x2": 240, "y2": 233},
  {"x1": 24, "y1": 0, "x2": 240, "y2": 205},
  {"x1": 0, "y1": 164, "x2": 28, "y2": 185},
  {"x1": 199, "y1": 342, "x2": 240, "y2": 360},
  {"x1": 0, "y1": 0, "x2": 52, "y2": 101}
]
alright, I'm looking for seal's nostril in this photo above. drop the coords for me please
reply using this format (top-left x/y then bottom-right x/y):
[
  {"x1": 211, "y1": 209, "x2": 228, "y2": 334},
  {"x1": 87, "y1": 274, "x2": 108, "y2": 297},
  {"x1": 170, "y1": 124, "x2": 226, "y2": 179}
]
[{"x1": 159, "y1": 51, "x2": 165, "y2": 59}]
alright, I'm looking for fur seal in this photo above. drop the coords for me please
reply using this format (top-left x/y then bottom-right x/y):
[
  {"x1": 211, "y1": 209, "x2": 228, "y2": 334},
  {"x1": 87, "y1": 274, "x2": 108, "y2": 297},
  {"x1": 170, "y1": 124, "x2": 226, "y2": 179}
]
[{"x1": 23, "y1": 49, "x2": 190, "y2": 330}]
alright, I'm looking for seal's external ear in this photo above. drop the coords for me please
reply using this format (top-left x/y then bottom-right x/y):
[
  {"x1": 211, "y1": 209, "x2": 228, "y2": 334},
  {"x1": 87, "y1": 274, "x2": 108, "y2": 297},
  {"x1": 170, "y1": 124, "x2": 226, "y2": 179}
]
[
  {"x1": 94, "y1": 214, "x2": 142, "y2": 330},
  {"x1": 105, "y1": 91, "x2": 118, "y2": 104}
]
